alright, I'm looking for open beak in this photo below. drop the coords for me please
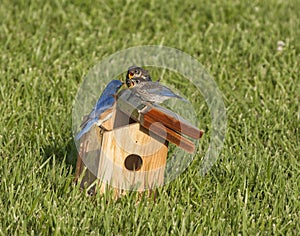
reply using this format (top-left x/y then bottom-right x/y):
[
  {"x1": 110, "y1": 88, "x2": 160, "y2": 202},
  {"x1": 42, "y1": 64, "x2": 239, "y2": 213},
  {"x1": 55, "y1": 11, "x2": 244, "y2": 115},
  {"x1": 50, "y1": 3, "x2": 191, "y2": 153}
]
[
  {"x1": 128, "y1": 72, "x2": 134, "y2": 79},
  {"x1": 125, "y1": 78, "x2": 135, "y2": 88},
  {"x1": 127, "y1": 81, "x2": 134, "y2": 88}
]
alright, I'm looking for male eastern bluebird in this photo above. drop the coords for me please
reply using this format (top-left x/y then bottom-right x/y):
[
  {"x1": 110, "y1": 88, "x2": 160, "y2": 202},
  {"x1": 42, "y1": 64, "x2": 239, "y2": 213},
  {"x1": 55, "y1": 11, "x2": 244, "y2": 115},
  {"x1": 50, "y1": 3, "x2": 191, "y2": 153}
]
[
  {"x1": 126, "y1": 66, "x2": 152, "y2": 88},
  {"x1": 127, "y1": 77, "x2": 187, "y2": 104},
  {"x1": 75, "y1": 80, "x2": 123, "y2": 141}
]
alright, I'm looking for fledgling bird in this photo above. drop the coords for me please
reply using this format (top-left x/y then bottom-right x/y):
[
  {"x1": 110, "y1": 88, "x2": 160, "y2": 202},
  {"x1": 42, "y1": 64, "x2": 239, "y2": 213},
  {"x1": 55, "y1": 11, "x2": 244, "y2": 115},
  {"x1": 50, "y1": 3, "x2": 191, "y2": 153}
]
[
  {"x1": 126, "y1": 66, "x2": 152, "y2": 88},
  {"x1": 128, "y1": 77, "x2": 187, "y2": 104},
  {"x1": 75, "y1": 80, "x2": 123, "y2": 141}
]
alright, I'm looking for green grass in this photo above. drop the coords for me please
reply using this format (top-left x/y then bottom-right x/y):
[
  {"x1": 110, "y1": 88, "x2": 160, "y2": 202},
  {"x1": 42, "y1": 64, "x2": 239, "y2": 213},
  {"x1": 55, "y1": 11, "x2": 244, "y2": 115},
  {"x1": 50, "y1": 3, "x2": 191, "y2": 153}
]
[{"x1": 1, "y1": 0, "x2": 299, "y2": 234}]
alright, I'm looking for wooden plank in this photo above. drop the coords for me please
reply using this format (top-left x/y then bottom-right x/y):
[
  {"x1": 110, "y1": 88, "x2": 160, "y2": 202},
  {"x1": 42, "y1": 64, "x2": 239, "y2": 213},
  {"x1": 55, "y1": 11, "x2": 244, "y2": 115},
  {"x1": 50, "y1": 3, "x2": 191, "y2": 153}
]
[
  {"x1": 117, "y1": 89, "x2": 203, "y2": 140},
  {"x1": 100, "y1": 102, "x2": 195, "y2": 153},
  {"x1": 141, "y1": 115, "x2": 195, "y2": 153},
  {"x1": 75, "y1": 126, "x2": 103, "y2": 194},
  {"x1": 75, "y1": 137, "x2": 85, "y2": 183},
  {"x1": 144, "y1": 106, "x2": 203, "y2": 139},
  {"x1": 98, "y1": 123, "x2": 168, "y2": 191}
]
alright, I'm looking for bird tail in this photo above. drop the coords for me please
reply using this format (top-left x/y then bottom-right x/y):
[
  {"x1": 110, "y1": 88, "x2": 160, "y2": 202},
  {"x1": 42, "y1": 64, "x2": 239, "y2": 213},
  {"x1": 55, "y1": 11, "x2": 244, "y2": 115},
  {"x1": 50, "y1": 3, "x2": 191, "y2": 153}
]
[
  {"x1": 177, "y1": 95, "x2": 188, "y2": 103},
  {"x1": 75, "y1": 119, "x2": 96, "y2": 141}
]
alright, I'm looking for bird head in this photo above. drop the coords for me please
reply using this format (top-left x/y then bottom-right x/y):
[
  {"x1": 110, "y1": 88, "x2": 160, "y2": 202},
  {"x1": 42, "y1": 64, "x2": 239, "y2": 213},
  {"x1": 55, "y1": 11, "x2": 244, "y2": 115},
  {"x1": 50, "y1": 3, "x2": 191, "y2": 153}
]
[
  {"x1": 126, "y1": 66, "x2": 151, "y2": 87},
  {"x1": 127, "y1": 77, "x2": 150, "y2": 88},
  {"x1": 101, "y1": 80, "x2": 125, "y2": 98}
]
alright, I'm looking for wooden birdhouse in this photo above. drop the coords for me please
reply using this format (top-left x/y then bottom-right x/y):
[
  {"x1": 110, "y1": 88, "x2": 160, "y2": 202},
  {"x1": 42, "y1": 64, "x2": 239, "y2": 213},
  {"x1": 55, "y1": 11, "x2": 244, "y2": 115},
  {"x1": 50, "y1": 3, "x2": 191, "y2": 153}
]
[{"x1": 75, "y1": 89, "x2": 203, "y2": 197}]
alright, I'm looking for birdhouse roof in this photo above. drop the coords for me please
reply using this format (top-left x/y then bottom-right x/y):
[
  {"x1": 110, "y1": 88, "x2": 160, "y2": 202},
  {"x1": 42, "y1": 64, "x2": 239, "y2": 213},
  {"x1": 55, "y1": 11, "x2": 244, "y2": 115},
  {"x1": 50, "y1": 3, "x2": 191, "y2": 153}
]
[{"x1": 115, "y1": 90, "x2": 203, "y2": 153}]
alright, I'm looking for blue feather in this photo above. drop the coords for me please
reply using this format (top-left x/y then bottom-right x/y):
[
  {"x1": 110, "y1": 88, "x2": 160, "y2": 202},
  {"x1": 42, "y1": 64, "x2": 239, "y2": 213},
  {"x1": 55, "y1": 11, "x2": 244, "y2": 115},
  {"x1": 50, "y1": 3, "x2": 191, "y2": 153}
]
[{"x1": 75, "y1": 80, "x2": 123, "y2": 141}]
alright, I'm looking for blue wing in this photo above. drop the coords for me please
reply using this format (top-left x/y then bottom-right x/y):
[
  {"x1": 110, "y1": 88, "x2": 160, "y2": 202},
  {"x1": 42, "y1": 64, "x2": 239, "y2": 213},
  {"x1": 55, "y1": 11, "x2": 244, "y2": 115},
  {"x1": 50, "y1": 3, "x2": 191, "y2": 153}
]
[
  {"x1": 75, "y1": 117, "x2": 98, "y2": 141},
  {"x1": 91, "y1": 80, "x2": 123, "y2": 119},
  {"x1": 76, "y1": 80, "x2": 123, "y2": 141},
  {"x1": 87, "y1": 96, "x2": 115, "y2": 121}
]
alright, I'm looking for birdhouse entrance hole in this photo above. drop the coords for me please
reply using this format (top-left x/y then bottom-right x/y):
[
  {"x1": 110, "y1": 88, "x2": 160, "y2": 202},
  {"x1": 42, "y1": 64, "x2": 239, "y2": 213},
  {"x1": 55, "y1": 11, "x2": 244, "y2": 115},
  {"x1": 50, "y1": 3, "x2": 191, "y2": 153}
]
[{"x1": 124, "y1": 154, "x2": 143, "y2": 171}]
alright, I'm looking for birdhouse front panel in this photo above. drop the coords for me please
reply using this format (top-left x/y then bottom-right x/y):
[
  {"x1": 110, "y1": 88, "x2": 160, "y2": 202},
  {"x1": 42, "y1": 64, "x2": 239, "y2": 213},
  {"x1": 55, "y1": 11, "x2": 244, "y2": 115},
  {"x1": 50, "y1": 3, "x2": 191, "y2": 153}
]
[{"x1": 97, "y1": 122, "x2": 168, "y2": 191}]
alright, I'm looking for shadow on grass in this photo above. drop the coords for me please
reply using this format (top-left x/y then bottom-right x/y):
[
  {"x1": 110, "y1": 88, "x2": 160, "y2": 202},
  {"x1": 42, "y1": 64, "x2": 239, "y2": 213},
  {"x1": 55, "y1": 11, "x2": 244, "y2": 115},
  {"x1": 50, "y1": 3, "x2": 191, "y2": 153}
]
[{"x1": 41, "y1": 131, "x2": 78, "y2": 174}]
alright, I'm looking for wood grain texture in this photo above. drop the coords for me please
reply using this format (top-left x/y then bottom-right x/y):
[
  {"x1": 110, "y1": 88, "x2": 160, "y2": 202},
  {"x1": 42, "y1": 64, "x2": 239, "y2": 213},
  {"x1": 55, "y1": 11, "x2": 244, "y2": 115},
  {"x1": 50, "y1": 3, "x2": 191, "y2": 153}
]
[
  {"x1": 146, "y1": 105, "x2": 204, "y2": 139},
  {"x1": 117, "y1": 89, "x2": 203, "y2": 141},
  {"x1": 75, "y1": 126, "x2": 103, "y2": 194},
  {"x1": 97, "y1": 123, "x2": 168, "y2": 191},
  {"x1": 141, "y1": 115, "x2": 195, "y2": 153}
]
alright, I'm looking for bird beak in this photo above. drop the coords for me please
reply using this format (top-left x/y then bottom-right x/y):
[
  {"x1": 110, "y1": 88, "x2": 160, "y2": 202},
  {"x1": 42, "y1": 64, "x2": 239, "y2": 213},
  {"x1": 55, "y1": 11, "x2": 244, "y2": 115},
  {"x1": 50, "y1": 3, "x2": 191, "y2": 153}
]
[
  {"x1": 127, "y1": 81, "x2": 134, "y2": 88},
  {"x1": 128, "y1": 72, "x2": 134, "y2": 79}
]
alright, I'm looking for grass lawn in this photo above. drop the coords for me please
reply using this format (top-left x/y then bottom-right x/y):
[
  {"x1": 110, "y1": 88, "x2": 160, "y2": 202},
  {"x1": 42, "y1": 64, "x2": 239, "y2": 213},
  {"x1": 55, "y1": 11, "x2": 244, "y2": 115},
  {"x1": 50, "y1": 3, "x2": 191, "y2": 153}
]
[{"x1": 0, "y1": 0, "x2": 299, "y2": 234}]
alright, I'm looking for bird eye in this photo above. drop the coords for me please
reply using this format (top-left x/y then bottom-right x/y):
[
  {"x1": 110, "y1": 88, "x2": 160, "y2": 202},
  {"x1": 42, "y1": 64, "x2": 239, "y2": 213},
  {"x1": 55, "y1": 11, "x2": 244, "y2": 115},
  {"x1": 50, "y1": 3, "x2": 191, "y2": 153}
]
[{"x1": 134, "y1": 70, "x2": 139, "y2": 74}]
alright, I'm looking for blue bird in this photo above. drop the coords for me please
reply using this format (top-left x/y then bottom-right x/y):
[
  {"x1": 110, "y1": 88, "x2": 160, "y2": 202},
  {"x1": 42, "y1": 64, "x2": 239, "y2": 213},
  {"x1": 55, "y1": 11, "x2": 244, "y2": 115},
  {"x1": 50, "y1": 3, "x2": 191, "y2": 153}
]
[
  {"x1": 128, "y1": 77, "x2": 187, "y2": 104},
  {"x1": 126, "y1": 66, "x2": 152, "y2": 88},
  {"x1": 75, "y1": 80, "x2": 124, "y2": 141}
]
